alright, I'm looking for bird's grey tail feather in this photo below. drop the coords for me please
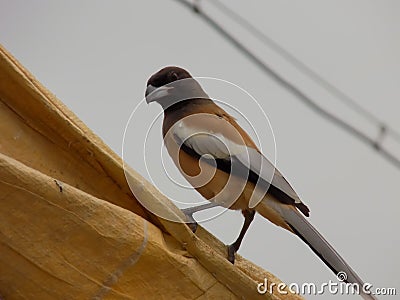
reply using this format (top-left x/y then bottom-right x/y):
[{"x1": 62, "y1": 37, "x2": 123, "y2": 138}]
[{"x1": 281, "y1": 207, "x2": 377, "y2": 300}]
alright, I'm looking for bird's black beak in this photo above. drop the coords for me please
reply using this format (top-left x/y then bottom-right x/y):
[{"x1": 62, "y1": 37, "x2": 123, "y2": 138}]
[{"x1": 145, "y1": 84, "x2": 174, "y2": 104}]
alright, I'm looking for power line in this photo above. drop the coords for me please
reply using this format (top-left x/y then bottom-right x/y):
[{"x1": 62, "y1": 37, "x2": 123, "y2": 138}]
[
  {"x1": 173, "y1": 0, "x2": 400, "y2": 170},
  {"x1": 209, "y1": 0, "x2": 400, "y2": 145}
]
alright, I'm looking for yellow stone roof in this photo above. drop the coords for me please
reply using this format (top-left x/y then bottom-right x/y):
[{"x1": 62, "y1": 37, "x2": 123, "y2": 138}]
[{"x1": 0, "y1": 45, "x2": 303, "y2": 300}]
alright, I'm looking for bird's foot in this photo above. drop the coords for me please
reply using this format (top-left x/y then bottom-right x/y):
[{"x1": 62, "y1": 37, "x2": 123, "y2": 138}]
[
  {"x1": 180, "y1": 208, "x2": 198, "y2": 233},
  {"x1": 227, "y1": 244, "x2": 237, "y2": 264},
  {"x1": 187, "y1": 221, "x2": 198, "y2": 233}
]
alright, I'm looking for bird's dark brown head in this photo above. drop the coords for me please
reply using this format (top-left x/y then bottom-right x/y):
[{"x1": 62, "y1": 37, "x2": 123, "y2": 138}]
[
  {"x1": 145, "y1": 66, "x2": 208, "y2": 109},
  {"x1": 146, "y1": 66, "x2": 192, "y2": 88}
]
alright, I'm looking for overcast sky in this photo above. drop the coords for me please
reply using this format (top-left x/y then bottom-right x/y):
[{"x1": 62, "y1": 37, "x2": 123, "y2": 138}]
[{"x1": 1, "y1": 1, "x2": 399, "y2": 299}]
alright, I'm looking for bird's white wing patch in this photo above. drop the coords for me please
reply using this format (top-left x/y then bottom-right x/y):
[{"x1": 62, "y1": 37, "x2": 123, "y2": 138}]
[{"x1": 172, "y1": 119, "x2": 246, "y2": 160}]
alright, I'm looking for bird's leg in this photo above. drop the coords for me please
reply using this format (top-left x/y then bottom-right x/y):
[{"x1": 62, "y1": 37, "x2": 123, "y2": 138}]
[
  {"x1": 227, "y1": 209, "x2": 256, "y2": 264},
  {"x1": 180, "y1": 202, "x2": 219, "y2": 233}
]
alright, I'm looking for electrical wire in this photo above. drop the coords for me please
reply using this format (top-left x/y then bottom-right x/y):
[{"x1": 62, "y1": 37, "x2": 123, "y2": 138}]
[
  {"x1": 210, "y1": 0, "x2": 400, "y2": 144},
  {"x1": 173, "y1": 0, "x2": 400, "y2": 170}
]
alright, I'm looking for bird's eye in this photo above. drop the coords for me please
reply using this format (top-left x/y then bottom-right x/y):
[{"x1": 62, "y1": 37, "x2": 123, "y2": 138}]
[{"x1": 170, "y1": 71, "x2": 179, "y2": 81}]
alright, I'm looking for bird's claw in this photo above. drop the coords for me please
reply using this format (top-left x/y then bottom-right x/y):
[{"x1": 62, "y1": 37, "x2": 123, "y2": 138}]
[
  {"x1": 227, "y1": 244, "x2": 236, "y2": 264},
  {"x1": 181, "y1": 208, "x2": 198, "y2": 233},
  {"x1": 187, "y1": 221, "x2": 198, "y2": 233}
]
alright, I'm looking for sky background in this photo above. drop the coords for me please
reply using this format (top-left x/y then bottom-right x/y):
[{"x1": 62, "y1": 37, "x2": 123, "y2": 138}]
[{"x1": 1, "y1": 1, "x2": 399, "y2": 299}]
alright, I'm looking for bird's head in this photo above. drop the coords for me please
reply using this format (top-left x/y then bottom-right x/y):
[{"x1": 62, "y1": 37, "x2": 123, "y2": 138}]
[{"x1": 145, "y1": 66, "x2": 208, "y2": 109}]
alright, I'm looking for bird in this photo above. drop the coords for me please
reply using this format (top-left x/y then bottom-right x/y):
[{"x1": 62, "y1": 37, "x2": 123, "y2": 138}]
[{"x1": 145, "y1": 66, "x2": 376, "y2": 300}]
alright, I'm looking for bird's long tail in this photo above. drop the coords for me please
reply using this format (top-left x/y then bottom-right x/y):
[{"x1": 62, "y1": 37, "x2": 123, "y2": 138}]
[{"x1": 257, "y1": 201, "x2": 377, "y2": 300}]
